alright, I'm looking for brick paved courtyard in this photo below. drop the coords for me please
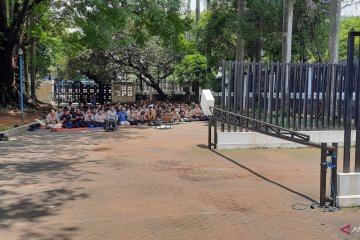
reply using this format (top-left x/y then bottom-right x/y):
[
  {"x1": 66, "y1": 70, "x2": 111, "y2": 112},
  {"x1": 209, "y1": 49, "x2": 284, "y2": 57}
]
[{"x1": 0, "y1": 122, "x2": 359, "y2": 240}]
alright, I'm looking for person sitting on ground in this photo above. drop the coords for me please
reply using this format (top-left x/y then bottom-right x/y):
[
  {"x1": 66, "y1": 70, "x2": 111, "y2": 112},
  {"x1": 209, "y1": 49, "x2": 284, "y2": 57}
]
[
  {"x1": 106, "y1": 106, "x2": 118, "y2": 129},
  {"x1": 67, "y1": 101, "x2": 73, "y2": 111},
  {"x1": 146, "y1": 107, "x2": 157, "y2": 126},
  {"x1": 117, "y1": 107, "x2": 130, "y2": 125},
  {"x1": 171, "y1": 108, "x2": 180, "y2": 122},
  {"x1": 192, "y1": 104, "x2": 204, "y2": 120},
  {"x1": 60, "y1": 109, "x2": 73, "y2": 128},
  {"x1": 94, "y1": 109, "x2": 106, "y2": 127},
  {"x1": 128, "y1": 108, "x2": 138, "y2": 125},
  {"x1": 72, "y1": 108, "x2": 86, "y2": 128},
  {"x1": 90, "y1": 93, "x2": 97, "y2": 108},
  {"x1": 56, "y1": 107, "x2": 64, "y2": 119},
  {"x1": 83, "y1": 109, "x2": 94, "y2": 127},
  {"x1": 46, "y1": 110, "x2": 61, "y2": 131},
  {"x1": 137, "y1": 111, "x2": 146, "y2": 125},
  {"x1": 185, "y1": 108, "x2": 193, "y2": 122},
  {"x1": 79, "y1": 102, "x2": 86, "y2": 112}
]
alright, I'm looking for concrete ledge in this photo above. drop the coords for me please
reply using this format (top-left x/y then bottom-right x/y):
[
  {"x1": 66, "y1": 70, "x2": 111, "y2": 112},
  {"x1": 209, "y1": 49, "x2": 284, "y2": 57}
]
[
  {"x1": 0, "y1": 122, "x2": 40, "y2": 138},
  {"x1": 217, "y1": 130, "x2": 356, "y2": 149},
  {"x1": 337, "y1": 173, "x2": 360, "y2": 207}
]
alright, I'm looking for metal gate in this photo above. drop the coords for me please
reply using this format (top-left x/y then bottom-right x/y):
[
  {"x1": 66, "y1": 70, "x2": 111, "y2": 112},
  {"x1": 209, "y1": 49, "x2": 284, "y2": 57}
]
[{"x1": 54, "y1": 81, "x2": 112, "y2": 105}]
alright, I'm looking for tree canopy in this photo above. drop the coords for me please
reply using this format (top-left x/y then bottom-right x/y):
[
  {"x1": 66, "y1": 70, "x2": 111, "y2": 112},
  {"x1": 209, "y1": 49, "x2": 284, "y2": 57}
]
[{"x1": 0, "y1": 0, "x2": 359, "y2": 106}]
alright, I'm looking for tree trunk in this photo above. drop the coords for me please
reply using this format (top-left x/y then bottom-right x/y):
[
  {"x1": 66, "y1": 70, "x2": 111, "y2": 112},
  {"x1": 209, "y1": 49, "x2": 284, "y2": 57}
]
[
  {"x1": 281, "y1": 0, "x2": 293, "y2": 63},
  {"x1": 328, "y1": 0, "x2": 341, "y2": 125},
  {"x1": 152, "y1": 83, "x2": 168, "y2": 100},
  {"x1": 206, "y1": 0, "x2": 210, "y2": 10},
  {"x1": 196, "y1": 0, "x2": 200, "y2": 23},
  {"x1": 0, "y1": 48, "x2": 18, "y2": 106},
  {"x1": 328, "y1": 0, "x2": 341, "y2": 64},
  {"x1": 282, "y1": 0, "x2": 293, "y2": 98},
  {"x1": 236, "y1": 0, "x2": 246, "y2": 62},
  {"x1": 30, "y1": 31, "x2": 36, "y2": 99}
]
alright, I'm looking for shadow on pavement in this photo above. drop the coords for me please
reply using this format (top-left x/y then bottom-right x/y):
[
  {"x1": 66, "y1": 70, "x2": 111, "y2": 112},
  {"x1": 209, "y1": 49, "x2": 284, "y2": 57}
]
[
  {"x1": 204, "y1": 147, "x2": 319, "y2": 204},
  {"x1": 0, "y1": 129, "x2": 143, "y2": 239}
]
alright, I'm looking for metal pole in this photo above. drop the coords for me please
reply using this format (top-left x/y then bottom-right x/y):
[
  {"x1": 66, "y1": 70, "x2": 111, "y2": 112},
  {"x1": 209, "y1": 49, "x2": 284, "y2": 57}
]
[
  {"x1": 355, "y1": 38, "x2": 360, "y2": 173},
  {"x1": 57, "y1": 64, "x2": 61, "y2": 108},
  {"x1": 343, "y1": 31, "x2": 355, "y2": 173},
  {"x1": 320, "y1": 142, "x2": 327, "y2": 207},
  {"x1": 221, "y1": 61, "x2": 226, "y2": 132},
  {"x1": 19, "y1": 49, "x2": 24, "y2": 120},
  {"x1": 331, "y1": 143, "x2": 338, "y2": 201},
  {"x1": 214, "y1": 120, "x2": 218, "y2": 149},
  {"x1": 208, "y1": 118, "x2": 212, "y2": 149}
]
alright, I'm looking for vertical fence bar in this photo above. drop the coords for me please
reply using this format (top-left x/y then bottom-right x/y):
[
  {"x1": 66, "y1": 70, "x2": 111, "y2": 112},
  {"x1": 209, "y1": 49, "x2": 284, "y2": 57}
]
[
  {"x1": 227, "y1": 61, "x2": 232, "y2": 132},
  {"x1": 281, "y1": 63, "x2": 286, "y2": 127},
  {"x1": 269, "y1": 62, "x2": 274, "y2": 124},
  {"x1": 315, "y1": 64, "x2": 322, "y2": 130},
  {"x1": 287, "y1": 63, "x2": 292, "y2": 129},
  {"x1": 320, "y1": 142, "x2": 327, "y2": 207},
  {"x1": 246, "y1": 62, "x2": 251, "y2": 118},
  {"x1": 332, "y1": 65, "x2": 338, "y2": 130},
  {"x1": 221, "y1": 61, "x2": 226, "y2": 132},
  {"x1": 304, "y1": 63, "x2": 309, "y2": 129},
  {"x1": 257, "y1": 62, "x2": 262, "y2": 121},
  {"x1": 264, "y1": 63, "x2": 269, "y2": 123},
  {"x1": 292, "y1": 64, "x2": 297, "y2": 129},
  {"x1": 338, "y1": 64, "x2": 345, "y2": 130},
  {"x1": 252, "y1": 62, "x2": 256, "y2": 119},
  {"x1": 343, "y1": 32, "x2": 355, "y2": 173},
  {"x1": 321, "y1": 64, "x2": 327, "y2": 129},
  {"x1": 326, "y1": 65, "x2": 332, "y2": 130},
  {"x1": 233, "y1": 62, "x2": 239, "y2": 131},
  {"x1": 298, "y1": 63, "x2": 304, "y2": 129},
  {"x1": 310, "y1": 64, "x2": 316, "y2": 130},
  {"x1": 239, "y1": 62, "x2": 245, "y2": 115},
  {"x1": 275, "y1": 62, "x2": 280, "y2": 126}
]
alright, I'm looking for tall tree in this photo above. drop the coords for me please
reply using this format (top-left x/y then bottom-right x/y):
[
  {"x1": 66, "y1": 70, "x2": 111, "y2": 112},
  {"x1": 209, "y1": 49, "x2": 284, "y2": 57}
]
[
  {"x1": 236, "y1": 0, "x2": 246, "y2": 61},
  {"x1": 30, "y1": 14, "x2": 36, "y2": 99},
  {"x1": 282, "y1": 0, "x2": 294, "y2": 63},
  {"x1": 328, "y1": 0, "x2": 341, "y2": 64},
  {"x1": 196, "y1": 0, "x2": 200, "y2": 23},
  {"x1": 0, "y1": 0, "x2": 45, "y2": 106}
]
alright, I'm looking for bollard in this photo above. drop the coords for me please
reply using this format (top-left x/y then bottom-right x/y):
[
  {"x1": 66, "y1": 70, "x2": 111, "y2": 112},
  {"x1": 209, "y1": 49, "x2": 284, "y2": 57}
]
[{"x1": 320, "y1": 143, "x2": 327, "y2": 207}]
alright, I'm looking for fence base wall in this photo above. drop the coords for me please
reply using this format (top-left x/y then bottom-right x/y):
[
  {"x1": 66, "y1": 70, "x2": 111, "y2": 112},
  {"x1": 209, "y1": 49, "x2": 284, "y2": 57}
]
[
  {"x1": 337, "y1": 173, "x2": 360, "y2": 207},
  {"x1": 217, "y1": 130, "x2": 356, "y2": 149}
]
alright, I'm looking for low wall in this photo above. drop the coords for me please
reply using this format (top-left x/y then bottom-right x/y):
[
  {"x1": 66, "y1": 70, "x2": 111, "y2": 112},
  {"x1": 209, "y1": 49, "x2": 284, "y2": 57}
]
[
  {"x1": 0, "y1": 121, "x2": 44, "y2": 138},
  {"x1": 217, "y1": 130, "x2": 357, "y2": 149}
]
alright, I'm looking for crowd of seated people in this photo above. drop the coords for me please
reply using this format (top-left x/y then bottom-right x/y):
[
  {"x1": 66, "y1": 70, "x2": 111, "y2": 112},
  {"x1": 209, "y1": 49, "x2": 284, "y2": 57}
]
[{"x1": 45, "y1": 101, "x2": 208, "y2": 130}]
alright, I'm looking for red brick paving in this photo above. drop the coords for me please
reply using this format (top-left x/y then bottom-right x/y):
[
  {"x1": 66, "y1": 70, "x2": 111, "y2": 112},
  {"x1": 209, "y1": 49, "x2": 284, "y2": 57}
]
[{"x1": 0, "y1": 122, "x2": 359, "y2": 240}]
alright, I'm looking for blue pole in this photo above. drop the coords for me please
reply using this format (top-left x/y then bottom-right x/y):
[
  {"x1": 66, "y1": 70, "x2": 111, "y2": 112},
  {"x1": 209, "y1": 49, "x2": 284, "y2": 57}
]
[{"x1": 19, "y1": 53, "x2": 24, "y2": 117}]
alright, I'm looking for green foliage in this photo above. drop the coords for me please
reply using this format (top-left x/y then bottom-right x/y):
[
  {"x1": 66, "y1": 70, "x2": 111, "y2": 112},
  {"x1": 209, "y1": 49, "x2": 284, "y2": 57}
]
[
  {"x1": 175, "y1": 53, "x2": 214, "y2": 88},
  {"x1": 339, "y1": 17, "x2": 360, "y2": 60}
]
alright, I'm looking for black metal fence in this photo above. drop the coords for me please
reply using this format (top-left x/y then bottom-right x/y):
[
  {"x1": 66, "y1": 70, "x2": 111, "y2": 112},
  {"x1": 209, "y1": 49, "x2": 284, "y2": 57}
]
[
  {"x1": 221, "y1": 60, "x2": 358, "y2": 131},
  {"x1": 54, "y1": 80, "x2": 112, "y2": 105}
]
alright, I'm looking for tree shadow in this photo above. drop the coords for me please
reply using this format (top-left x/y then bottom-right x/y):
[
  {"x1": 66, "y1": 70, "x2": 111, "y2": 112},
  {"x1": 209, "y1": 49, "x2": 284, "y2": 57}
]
[
  {"x1": 206, "y1": 147, "x2": 319, "y2": 204},
  {"x1": 0, "y1": 129, "x2": 143, "y2": 238}
]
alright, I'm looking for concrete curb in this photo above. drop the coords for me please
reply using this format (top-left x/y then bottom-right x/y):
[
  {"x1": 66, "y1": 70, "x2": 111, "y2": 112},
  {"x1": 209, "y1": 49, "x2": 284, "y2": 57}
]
[{"x1": 0, "y1": 121, "x2": 43, "y2": 138}]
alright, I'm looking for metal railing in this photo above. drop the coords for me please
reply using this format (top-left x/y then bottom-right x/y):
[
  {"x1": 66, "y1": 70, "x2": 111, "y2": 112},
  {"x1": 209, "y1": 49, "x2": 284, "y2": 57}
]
[{"x1": 207, "y1": 107, "x2": 338, "y2": 207}]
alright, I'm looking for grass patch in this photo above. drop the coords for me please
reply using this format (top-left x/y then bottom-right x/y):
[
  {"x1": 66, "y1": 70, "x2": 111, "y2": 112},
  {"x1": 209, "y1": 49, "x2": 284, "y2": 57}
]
[{"x1": 0, "y1": 127, "x2": 12, "y2": 132}]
